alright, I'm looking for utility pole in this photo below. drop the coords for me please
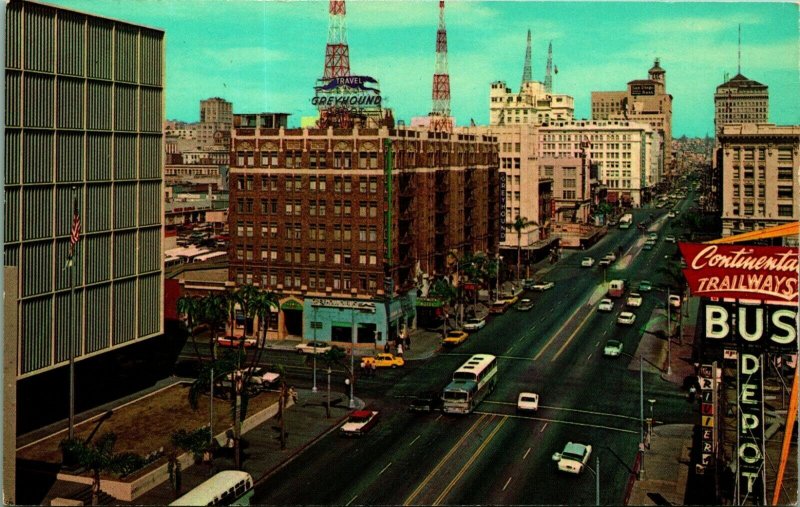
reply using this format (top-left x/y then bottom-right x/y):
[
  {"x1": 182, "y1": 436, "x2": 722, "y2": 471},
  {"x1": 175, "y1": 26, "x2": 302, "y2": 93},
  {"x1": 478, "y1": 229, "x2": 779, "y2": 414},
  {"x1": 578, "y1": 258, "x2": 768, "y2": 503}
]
[{"x1": 595, "y1": 455, "x2": 600, "y2": 506}]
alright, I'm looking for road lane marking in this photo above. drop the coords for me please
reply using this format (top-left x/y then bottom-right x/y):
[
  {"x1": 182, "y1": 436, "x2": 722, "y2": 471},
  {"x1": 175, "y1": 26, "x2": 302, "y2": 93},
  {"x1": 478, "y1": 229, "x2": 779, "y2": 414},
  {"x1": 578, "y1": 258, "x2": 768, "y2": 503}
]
[
  {"x1": 532, "y1": 301, "x2": 587, "y2": 360},
  {"x1": 403, "y1": 414, "x2": 490, "y2": 506},
  {"x1": 586, "y1": 353, "x2": 592, "y2": 361},
  {"x1": 346, "y1": 495, "x2": 358, "y2": 506},
  {"x1": 502, "y1": 477, "x2": 512, "y2": 491},
  {"x1": 379, "y1": 462, "x2": 392, "y2": 476},
  {"x1": 539, "y1": 423, "x2": 548, "y2": 433},
  {"x1": 473, "y1": 410, "x2": 637, "y2": 434},
  {"x1": 551, "y1": 307, "x2": 596, "y2": 361},
  {"x1": 595, "y1": 341, "x2": 600, "y2": 347},
  {"x1": 523, "y1": 447, "x2": 532, "y2": 460},
  {"x1": 433, "y1": 416, "x2": 508, "y2": 505},
  {"x1": 408, "y1": 435, "x2": 421, "y2": 447},
  {"x1": 435, "y1": 414, "x2": 442, "y2": 422}
]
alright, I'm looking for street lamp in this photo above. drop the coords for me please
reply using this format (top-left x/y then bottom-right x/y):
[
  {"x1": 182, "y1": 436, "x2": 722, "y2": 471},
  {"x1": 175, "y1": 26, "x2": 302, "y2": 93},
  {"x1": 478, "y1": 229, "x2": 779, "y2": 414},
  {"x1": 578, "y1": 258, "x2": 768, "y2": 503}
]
[
  {"x1": 648, "y1": 399, "x2": 656, "y2": 446},
  {"x1": 312, "y1": 306, "x2": 318, "y2": 393},
  {"x1": 495, "y1": 255, "x2": 503, "y2": 299},
  {"x1": 349, "y1": 309, "x2": 356, "y2": 409},
  {"x1": 584, "y1": 456, "x2": 601, "y2": 506},
  {"x1": 326, "y1": 366, "x2": 332, "y2": 419}
]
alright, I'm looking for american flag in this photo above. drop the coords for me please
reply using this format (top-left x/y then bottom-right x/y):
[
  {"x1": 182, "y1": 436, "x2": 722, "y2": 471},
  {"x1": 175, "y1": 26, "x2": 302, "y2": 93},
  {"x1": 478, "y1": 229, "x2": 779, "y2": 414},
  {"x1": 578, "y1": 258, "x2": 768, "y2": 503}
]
[{"x1": 69, "y1": 195, "x2": 81, "y2": 259}]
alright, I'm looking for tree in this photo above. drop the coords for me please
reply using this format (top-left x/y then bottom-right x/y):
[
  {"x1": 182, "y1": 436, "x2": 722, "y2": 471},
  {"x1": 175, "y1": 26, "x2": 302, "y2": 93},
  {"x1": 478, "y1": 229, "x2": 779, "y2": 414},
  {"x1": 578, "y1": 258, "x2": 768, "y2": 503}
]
[
  {"x1": 505, "y1": 216, "x2": 538, "y2": 281},
  {"x1": 67, "y1": 432, "x2": 118, "y2": 506},
  {"x1": 429, "y1": 278, "x2": 457, "y2": 335},
  {"x1": 176, "y1": 296, "x2": 205, "y2": 363}
]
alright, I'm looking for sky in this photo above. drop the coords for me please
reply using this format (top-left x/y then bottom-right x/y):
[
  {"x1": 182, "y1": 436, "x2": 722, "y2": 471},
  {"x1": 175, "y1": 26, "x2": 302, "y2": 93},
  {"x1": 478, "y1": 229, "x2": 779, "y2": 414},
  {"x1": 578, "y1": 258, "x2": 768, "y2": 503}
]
[{"x1": 43, "y1": 0, "x2": 799, "y2": 137}]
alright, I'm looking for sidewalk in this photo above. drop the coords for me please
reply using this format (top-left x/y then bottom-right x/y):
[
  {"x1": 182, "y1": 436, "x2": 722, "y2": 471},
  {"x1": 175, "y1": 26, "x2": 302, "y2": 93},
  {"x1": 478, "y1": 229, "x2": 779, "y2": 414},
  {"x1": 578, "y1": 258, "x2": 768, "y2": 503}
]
[{"x1": 627, "y1": 424, "x2": 694, "y2": 506}]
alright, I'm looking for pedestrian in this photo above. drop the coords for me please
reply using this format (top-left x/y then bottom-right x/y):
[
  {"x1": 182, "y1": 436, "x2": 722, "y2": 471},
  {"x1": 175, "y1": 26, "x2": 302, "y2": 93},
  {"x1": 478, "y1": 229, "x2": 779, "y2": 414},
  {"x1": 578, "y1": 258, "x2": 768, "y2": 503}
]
[
  {"x1": 288, "y1": 386, "x2": 298, "y2": 403},
  {"x1": 384, "y1": 341, "x2": 390, "y2": 353},
  {"x1": 688, "y1": 384, "x2": 697, "y2": 403},
  {"x1": 405, "y1": 335, "x2": 411, "y2": 351},
  {"x1": 397, "y1": 342, "x2": 404, "y2": 357},
  {"x1": 370, "y1": 361, "x2": 377, "y2": 378}
]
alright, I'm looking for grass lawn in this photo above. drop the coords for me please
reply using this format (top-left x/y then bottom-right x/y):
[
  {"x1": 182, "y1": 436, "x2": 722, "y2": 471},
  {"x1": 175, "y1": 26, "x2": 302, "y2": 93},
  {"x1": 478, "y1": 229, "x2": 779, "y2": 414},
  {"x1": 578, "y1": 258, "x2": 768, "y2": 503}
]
[{"x1": 17, "y1": 382, "x2": 280, "y2": 465}]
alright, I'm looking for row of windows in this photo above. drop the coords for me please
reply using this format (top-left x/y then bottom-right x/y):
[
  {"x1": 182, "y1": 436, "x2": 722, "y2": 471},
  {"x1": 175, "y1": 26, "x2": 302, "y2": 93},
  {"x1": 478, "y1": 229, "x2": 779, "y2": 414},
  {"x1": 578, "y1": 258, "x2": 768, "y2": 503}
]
[
  {"x1": 731, "y1": 203, "x2": 794, "y2": 218},
  {"x1": 233, "y1": 270, "x2": 380, "y2": 292},
  {"x1": 732, "y1": 185, "x2": 794, "y2": 199},
  {"x1": 235, "y1": 175, "x2": 380, "y2": 194},
  {"x1": 236, "y1": 198, "x2": 379, "y2": 218},
  {"x1": 237, "y1": 222, "x2": 380, "y2": 242},
  {"x1": 236, "y1": 247, "x2": 380, "y2": 266},
  {"x1": 18, "y1": 274, "x2": 160, "y2": 375},
  {"x1": 233, "y1": 149, "x2": 492, "y2": 169},
  {"x1": 4, "y1": 131, "x2": 162, "y2": 184},
  {"x1": 731, "y1": 147, "x2": 794, "y2": 162}
]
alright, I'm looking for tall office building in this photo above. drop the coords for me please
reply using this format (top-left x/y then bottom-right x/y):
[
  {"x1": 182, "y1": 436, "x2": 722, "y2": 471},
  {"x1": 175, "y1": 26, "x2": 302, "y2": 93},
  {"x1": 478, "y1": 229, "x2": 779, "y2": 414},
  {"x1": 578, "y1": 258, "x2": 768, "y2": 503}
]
[
  {"x1": 4, "y1": 0, "x2": 165, "y2": 378},
  {"x1": 591, "y1": 59, "x2": 673, "y2": 177},
  {"x1": 198, "y1": 97, "x2": 233, "y2": 145},
  {"x1": 714, "y1": 74, "x2": 769, "y2": 134}
]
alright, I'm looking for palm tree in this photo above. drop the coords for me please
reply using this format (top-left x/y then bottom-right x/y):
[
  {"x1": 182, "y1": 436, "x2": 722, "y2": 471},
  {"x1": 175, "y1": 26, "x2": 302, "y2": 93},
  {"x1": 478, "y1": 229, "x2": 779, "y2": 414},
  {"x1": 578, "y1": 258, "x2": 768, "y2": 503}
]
[
  {"x1": 505, "y1": 216, "x2": 538, "y2": 281},
  {"x1": 70, "y1": 432, "x2": 118, "y2": 506},
  {"x1": 176, "y1": 296, "x2": 204, "y2": 362}
]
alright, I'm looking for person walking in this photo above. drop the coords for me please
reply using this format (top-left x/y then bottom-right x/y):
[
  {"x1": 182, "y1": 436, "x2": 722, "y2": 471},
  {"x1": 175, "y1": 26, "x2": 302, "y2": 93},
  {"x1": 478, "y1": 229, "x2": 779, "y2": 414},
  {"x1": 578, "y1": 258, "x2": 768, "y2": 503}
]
[
  {"x1": 370, "y1": 361, "x2": 377, "y2": 378},
  {"x1": 397, "y1": 342, "x2": 404, "y2": 358},
  {"x1": 384, "y1": 341, "x2": 390, "y2": 353}
]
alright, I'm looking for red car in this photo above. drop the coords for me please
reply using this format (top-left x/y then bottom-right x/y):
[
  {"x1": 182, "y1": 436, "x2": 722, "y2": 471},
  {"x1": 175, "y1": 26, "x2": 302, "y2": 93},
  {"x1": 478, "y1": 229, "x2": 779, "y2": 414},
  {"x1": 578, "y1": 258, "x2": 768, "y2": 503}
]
[
  {"x1": 216, "y1": 336, "x2": 257, "y2": 348},
  {"x1": 340, "y1": 410, "x2": 379, "y2": 436}
]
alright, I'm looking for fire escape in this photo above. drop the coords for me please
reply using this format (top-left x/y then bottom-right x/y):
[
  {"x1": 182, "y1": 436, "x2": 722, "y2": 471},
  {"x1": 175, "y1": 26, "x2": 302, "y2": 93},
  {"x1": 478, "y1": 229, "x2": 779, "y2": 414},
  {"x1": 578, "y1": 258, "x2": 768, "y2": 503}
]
[
  {"x1": 397, "y1": 167, "x2": 415, "y2": 292},
  {"x1": 434, "y1": 169, "x2": 449, "y2": 274}
]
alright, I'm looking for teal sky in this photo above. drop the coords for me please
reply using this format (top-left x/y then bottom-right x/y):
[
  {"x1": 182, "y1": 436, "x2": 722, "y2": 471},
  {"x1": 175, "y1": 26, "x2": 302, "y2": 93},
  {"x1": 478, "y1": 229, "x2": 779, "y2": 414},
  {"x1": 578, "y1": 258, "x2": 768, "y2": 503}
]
[{"x1": 43, "y1": 1, "x2": 799, "y2": 136}]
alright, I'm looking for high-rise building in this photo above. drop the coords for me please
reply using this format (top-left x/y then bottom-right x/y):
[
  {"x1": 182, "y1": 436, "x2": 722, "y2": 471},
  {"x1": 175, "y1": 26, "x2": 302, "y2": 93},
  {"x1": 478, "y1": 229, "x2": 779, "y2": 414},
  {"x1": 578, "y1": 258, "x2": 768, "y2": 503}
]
[
  {"x1": 489, "y1": 81, "x2": 574, "y2": 127},
  {"x1": 718, "y1": 124, "x2": 799, "y2": 240},
  {"x1": 591, "y1": 59, "x2": 673, "y2": 176},
  {"x1": 198, "y1": 97, "x2": 233, "y2": 145},
  {"x1": 714, "y1": 74, "x2": 769, "y2": 134},
  {"x1": 227, "y1": 125, "x2": 499, "y2": 345},
  {"x1": 4, "y1": 0, "x2": 165, "y2": 379}
]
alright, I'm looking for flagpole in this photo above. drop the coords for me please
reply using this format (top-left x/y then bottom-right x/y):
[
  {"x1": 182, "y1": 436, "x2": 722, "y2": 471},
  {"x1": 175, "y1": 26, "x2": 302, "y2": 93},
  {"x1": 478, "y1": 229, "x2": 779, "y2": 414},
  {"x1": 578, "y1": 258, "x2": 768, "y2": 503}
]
[{"x1": 68, "y1": 185, "x2": 78, "y2": 440}]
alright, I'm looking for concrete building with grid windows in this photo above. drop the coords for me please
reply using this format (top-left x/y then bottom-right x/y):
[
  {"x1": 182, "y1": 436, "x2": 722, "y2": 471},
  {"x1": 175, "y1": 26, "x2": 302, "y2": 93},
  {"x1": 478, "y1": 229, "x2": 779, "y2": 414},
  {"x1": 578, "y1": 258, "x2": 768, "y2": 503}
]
[
  {"x1": 718, "y1": 124, "x2": 799, "y2": 241},
  {"x1": 4, "y1": 0, "x2": 165, "y2": 378}
]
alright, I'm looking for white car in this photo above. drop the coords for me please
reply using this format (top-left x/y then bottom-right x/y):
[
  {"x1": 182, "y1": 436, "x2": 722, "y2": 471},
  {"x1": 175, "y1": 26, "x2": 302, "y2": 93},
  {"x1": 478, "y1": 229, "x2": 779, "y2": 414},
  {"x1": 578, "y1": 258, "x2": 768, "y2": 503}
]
[
  {"x1": 581, "y1": 257, "x2": 595, "y2": 267},
  {"x1": 532, "y1": 281, "x2": 555, "y2": 292},
  {"x1": 222, "y1": 367, "x2": 280, "y2": 390},
  {"x1": 295, "y1": 341, "x2": 332, "y2": 355},
  {"x1": 626, "y1": 293, "x2": 643, "y2": 308},
  {"x1": 517, "y1": 392, "x2": 540, "y2": 412},
  {"x1": 665, "y1": 235, "x2": 676, "y2": 243},
  {"x1": 517, "y1": 298, "x2": 534, "y2": 311},
  {"x1": 617, "y1": 311, "x2": 637, "y2": 325},
  {"x1": 667, "y1": 211, "x2": 676, "y2": 218},
  {"x1": 340, "y1": 410, "x2": 379, "y2": 436},
  {"x1": 603, "y1": 340, "x2": 623, "y2": 357},
  {"x1": 463, "y1": 317, "x2": 486, "y2": 331},
  {"x1": 598, "y1": 298, "x2": 614, "y2": 312},
  {"x1": 552, "y1": 442, "x2": 593, "y2": 474},
  {"x1": 669, "y1": 295, "x2": 682, "y2": 308}
]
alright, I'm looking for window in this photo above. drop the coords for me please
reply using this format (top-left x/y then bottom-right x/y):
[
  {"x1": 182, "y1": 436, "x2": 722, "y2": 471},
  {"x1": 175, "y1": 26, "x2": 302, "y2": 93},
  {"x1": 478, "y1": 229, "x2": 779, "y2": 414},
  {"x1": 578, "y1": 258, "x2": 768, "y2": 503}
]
[
  {"x1": 359, "y1": 250, "x2": 367, "y2": 265},
  {"x1": 563, "y1": 190, "x2": 576, "y2": 199},
  {"x1": 294, "y1": 200, "x2": 302, "y2": 215},
  {"x1": 369, "y1": 227, "x2": 377, "y2": 241},
  {"x1": 309, "y1": 200, "x2": 317, "y2": 216},
  {"x1": 343, "y1": 177, "x2": 352, "y2": 193},
  {"x1": 286, "y1": 150, "x2": 302, "y2": 168},
  {"x1": 369, "y1": 177, "x2": 377, "y2": 193},
  {"x1": 369, "y1": 203, "x2": 377, "y2": 218},
  {"x1": 359, "y1": 179, "x2": 367, "y2": 193},
  {"x1": 744, "y1": 185, "x2": 754, "y2": 197},
  {"x1": 310, "y1": 150, "x2": 327, "y2": 169},
  {"x1": 343, "y1": 250, "x2": 352, "y2": 264},
  {"x1": 319, "y1": 202, "x2": 326, "y2": 217},
  {"x1": 778, "y1": 186, "x2": 793, "y2": 199},
  {"x1": 564, "y1": 178, "x2": 576, "y2": 188},
  {"x1": 334, "y1": 150, "x2": 351, "y2": 169},
  {"x1": 245, "y1": 176, "x2": 253, "y2": 190},
  {"x1": 778, "y1": 167, "x2": 794, "y2": 180},
  {"x1": 344, "y1": 201, "x2": 351, "y2": 217},
  {"x1": 758, "y1": 184, "x2": 765, "y2": 198},
  {"x1": 778, "y1": 204, "x2": 794, "y2": 217},
  {"x1": 359, "y1": 227, "x2": 367, "y2": 241},
  {"x1": 261, "y1": 151, "x2": 278, "y2": 167},
  {"x1": 744, "y1": 203, "x2": 754, "y2": 215},
  {"x1": 733, "y1": 186, "x2": 740, "y2": 198}
]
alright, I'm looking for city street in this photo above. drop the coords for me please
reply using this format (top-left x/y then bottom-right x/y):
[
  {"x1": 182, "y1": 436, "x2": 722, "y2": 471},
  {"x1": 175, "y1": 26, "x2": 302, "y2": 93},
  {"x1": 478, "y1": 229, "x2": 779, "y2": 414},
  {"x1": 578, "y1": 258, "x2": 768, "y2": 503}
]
[{"x1": 248, "y1": 196, "x2": 698, "y2": 505}]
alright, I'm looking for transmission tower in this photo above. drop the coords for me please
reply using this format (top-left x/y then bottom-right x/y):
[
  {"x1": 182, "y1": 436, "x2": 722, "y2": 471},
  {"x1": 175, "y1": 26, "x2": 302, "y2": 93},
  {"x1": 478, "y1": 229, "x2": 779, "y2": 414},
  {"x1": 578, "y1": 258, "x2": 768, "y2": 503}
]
[
  {"x1": 521, "y1": 29, "x2": 532, "y2": 90},
  {"x1": 429, "y1": 0, "x2": 452, "y2": 133},
  {"x1": 323, "y1": 0, "x2": 350, "y2": 79},
  {"x1": 544, "y1": 41, "x2": 553, "y2": 93}
]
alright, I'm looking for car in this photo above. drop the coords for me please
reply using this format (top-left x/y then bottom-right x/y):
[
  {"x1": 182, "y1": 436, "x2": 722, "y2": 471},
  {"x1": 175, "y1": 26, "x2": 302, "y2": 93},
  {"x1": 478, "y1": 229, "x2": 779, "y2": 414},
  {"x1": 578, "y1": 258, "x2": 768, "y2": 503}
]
[
  {"x1": 665, "y1": 235, "x2": 676, "y2": 243},
  {"x1": 669, "y1": 295, "x2": 682, "y2": 308},
  {"x1": 410, "y1": 392, "x2": 443, "y2": 413},
  {"x1": 532, "y1": 281, "x2": 555, "y2": 292},
  {"x1": 598, "y1": 298, "x2": 614, "y2": 312},
  {"x1": 617, "y1": 311, "x2": 637, "y2": 325},
  {"x1": 517, "y1": 298, "x2": 534, "y2": 311},
  {"x1": 222, "y1": 367, "x2": 281, "y2": 391},
  {"x1": 638, "y1": 280, "x2": 653, "y2": 292},
  {"x1": 340, "y1": 410, "x2": 379, "y2": 436},
  {"x1": 608, "y1": 218, "x2": 619, "y2": 227},
  {"x1": 517, "y1": 392, "x2": 540, "y2": 412},
  {"x1": 598, "y1": 253, "x2": 616, "y2": 267},
  {"x1": 648, "y1": 232, "x2": 658, "y2": 241},
  {"x1": 463, "y1": 317, "x2": 486, "y2": 331},
  {"x1": 443, "y1": 330, "x2": 469, "y2": 346},
  {"x1": 673, "y1": 209, "x2": 680, "y2": 215},
  {"x1": 217, "y1": 336, "x2": 257, "y2": 348},
  {"x1": 642, "y1": 242, "x2": 654, "y2": 251},
  {"x1": 626, "y1": 293, "x2": 643, "y2": 308},
  {"x1": 499, "y1": 293, "x2": 519, "y2": 306},
  {"x1": 667, "y1": 211, "x2": 676, "y2": 218},
  {"x1": 361, "y1": 353, "x2": 405, "y2": 368},
  {"x1": 581, "y1": 257, "x2": 595, "y2": 267},
  {"x1": 295, "y1": 340, "x2": 333, "y2": 355},
  {"x1": 603, "y1": 340, "x2": 624, "y2": 357},
  {"x1": 522, "y1": 278, "x2": 538, "y2": 290},
  {"x1": 552, "y1": 442, "x2": 593, "y2": 474},
  {"x1": 489, "y1": 300, "x2": 509, "y2": 314}
]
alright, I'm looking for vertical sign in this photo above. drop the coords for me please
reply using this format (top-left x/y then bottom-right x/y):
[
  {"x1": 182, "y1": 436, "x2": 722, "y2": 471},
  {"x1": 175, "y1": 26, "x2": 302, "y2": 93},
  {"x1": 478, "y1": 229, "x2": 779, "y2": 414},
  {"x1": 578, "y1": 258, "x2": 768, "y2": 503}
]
[
  {"x1": 698, "y1": 363, "x2": 716, "y2": 469},
  {"x1": 737, "y1": 352, "x2": 765, "y2": 505},
  {"x1": 499, "y1": 172, "x2": 506, "y2": 242}
]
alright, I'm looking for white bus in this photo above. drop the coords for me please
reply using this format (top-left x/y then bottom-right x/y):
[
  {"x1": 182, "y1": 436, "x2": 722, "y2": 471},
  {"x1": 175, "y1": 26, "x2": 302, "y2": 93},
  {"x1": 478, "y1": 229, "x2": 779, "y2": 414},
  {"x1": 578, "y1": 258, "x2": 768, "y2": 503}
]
[
  {"x1": 170, "y1": 470, "x2": 254, "y2": 506},
  {"x1": 165, "y1": 256, "x2": 183, "y2": 269},
  {"x1": 442, "y1": 354, "x2": 498, "y2": 414},
  {"x1": 193, "y1": 251, "x2": 228, "y2": 263}
]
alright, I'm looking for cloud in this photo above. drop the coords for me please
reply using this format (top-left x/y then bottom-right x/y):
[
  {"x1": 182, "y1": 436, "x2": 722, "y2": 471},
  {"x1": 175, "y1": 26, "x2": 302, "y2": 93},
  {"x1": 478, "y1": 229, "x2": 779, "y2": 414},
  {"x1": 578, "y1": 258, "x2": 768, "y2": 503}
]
[{"x1": 633, "y1": 15, "x2": 764, "y2": 35}]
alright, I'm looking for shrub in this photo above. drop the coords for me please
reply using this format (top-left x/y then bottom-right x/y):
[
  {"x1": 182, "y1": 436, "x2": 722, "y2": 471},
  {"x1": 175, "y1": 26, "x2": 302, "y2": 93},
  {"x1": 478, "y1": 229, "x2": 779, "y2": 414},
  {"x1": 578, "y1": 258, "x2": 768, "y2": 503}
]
[{"x1": 109, "y1": 452, "x2": 147, "y2": 477}]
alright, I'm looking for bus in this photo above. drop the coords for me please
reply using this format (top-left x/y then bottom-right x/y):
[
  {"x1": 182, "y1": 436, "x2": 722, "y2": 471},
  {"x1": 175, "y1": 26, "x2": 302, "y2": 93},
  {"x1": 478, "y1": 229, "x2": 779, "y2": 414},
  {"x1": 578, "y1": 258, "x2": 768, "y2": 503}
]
[
  {"x1": 193, "y1": 251, "x2": 228, "y2": 263},
  {"x1": 165, "y1": 256, "x2": 183, "y2": 269},
  {"x1": 170, "y1": 470, "x2": 254, "y2": 506},
  {"x1": 442, "y1": 354, "x2": 498, "y2": 414}
]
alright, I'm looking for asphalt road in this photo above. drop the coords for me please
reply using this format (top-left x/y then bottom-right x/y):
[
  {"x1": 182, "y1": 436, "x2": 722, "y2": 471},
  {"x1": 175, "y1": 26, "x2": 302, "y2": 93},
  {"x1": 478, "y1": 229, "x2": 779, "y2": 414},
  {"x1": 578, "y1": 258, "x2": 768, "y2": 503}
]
[{"x1": 246, "y1": 195, "x2": 700, "y2": 505}]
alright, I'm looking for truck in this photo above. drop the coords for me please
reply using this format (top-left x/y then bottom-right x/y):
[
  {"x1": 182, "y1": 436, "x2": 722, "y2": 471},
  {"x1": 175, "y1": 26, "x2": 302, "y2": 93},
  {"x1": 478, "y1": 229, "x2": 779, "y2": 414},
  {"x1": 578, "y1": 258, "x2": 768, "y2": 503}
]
[
  {"x1": 618, "y1": 213, "x2": 633, "y2": 229},
  {"x1": 608, "y1": 279, "x2": 626, "y2": 298}
]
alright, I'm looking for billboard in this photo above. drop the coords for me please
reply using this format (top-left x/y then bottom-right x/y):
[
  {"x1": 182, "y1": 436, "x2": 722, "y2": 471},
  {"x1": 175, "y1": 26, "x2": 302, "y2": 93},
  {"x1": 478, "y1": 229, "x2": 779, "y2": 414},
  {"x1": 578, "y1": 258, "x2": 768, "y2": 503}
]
[{"x1": 679, "y1": 243, "x2": 799, "y2": 304}]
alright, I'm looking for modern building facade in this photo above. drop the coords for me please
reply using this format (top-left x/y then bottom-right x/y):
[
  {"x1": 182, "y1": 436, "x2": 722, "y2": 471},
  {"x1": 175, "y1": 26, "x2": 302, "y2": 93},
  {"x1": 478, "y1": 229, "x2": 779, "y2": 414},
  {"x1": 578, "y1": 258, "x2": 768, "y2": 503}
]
[
  {"x1": 4, "y1": 0, "x2": 165, "y2": 377},
  {"x1": 718, "y1": 124, "x2": 799, "y2": 241},
  {"x1": 227, "y1": 125, "x2": 500, "y2": 345},
  {"x1": 591, "y1": 59, "x2": 673, "y2": 175},
  {"x1": 539, "y1": 120, "x2": 662, "y2": 207},
  {"x1": 714, "y1": 74, "x2": 769, "y2": 135}
]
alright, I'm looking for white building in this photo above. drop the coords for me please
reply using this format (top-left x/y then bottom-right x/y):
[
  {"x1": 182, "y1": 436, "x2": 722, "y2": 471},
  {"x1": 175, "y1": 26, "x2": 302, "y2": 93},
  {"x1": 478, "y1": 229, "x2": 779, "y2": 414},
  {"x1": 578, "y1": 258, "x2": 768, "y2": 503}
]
[{"x1": 490, "y1": 80, "x2": 574, "y2": 127}]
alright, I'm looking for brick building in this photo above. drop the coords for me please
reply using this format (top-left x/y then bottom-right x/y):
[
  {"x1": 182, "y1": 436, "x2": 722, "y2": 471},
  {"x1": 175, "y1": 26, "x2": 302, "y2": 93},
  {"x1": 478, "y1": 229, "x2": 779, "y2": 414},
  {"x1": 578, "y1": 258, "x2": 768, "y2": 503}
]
[{"x1": 227, "y1": 125, "x2": 500, "y2": 345}]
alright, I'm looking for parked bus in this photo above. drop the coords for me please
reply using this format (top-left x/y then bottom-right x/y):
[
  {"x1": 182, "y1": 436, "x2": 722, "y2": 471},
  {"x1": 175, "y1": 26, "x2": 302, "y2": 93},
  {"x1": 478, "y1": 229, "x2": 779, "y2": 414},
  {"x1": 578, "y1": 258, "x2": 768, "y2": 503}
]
[
  {"x1": 193, "y1": 251, "x2": 228, "y2": 263},
  {"x1": 442, "y1": 354, "x2": 498, "y2": 414},
  {"x1": 170, "y1": 470, "x2": 254, "y2": 506},
  {"x1": 618, "y1": 213, "x2": 633, "y2": 229},
  {"x1": 165, "y1": 256, "x2": 183, "y2": 269}
]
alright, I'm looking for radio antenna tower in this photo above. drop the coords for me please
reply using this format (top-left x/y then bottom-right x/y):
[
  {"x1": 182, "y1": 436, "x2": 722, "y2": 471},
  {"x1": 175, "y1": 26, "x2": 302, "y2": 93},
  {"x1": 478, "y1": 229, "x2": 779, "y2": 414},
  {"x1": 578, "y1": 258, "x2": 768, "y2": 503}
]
[
  {"x1": 429, "y1": 0, "x2": 452, "y2": 132},
  {"x1": 544, "y1": 40, "x2": 553, "y2": 93},
  {"x1": 323, "y1": 0, "x2": 350, "y2": 79},
  {"x1": 737, "y1": 23, "x2": 741, "y2": 75},
  {"x1": 521, "y1": 29, "x2": 532, "y2": 90}
]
